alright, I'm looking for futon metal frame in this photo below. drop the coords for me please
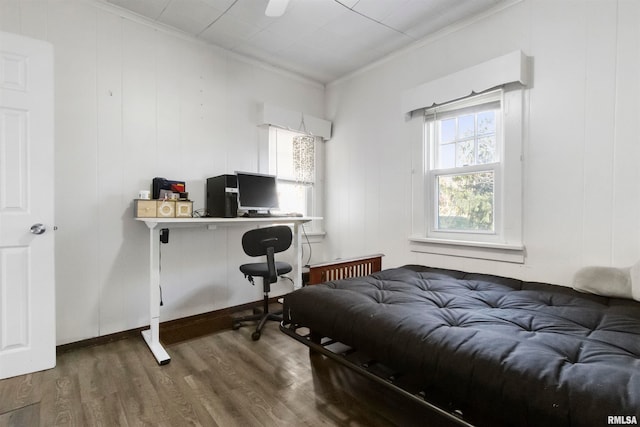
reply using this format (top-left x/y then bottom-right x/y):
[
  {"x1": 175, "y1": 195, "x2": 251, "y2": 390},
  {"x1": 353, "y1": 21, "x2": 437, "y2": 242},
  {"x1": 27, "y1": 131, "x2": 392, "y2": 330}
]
[
  {"x1": 282, "y1": 253, "x2": 474, "y2": 427},
  {"x1": 279, "y1": 322, "x2": 474, "y2": 427}
]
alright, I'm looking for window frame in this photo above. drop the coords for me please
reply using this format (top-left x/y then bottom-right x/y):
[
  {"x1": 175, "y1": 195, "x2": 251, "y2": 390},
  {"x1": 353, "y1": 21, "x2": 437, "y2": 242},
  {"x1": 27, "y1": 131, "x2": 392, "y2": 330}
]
[
  {"x1": 410, "y1": 86, "x2": 525, "y2": 263},
  {"x1": 425, "y1": 90, "x2": 503, "y2": 241},
  {"x1": 428, "y1": 165, "x2": 501, "y2": 236}
]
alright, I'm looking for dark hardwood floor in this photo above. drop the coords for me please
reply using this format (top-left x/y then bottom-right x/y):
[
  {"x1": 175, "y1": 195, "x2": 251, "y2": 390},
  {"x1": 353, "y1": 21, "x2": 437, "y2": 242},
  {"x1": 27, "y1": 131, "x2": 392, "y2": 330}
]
[{"x1": 0, "y1": 322, "x2": 457, "y2": 427}]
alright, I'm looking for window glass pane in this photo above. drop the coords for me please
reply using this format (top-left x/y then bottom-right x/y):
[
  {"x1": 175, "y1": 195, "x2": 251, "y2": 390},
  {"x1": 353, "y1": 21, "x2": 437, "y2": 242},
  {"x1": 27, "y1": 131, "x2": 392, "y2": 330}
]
[
  {"x1": 437, "y1": 171, "x2": 494, "y2": 232},
  {"x1": 277, "y1": 181, "x2": 310, "y2": 215},
  {"x1": 439, "y1": 118, "x2": 456, "y2": 143},
  {"x1": 276, "y1": 135, "x2": 296, "y2": 179},
  {"x1": 477, "y1": 111, "x2": 496, "y2": 135},
  {"x1": 458, "y1": 114, "x2": 475, "y2": 138},
  {"x1": 478, "y1": 137, "x2": 496, "y2": 164},
  {"x1": 433, "y1": 105, "x2": 499, "y2": 170},
  {"x1": 456, "y1": 140, "x2": 474, "y2": 167},
  {"x1": 439, "y1": 143, "x2": 455, "y2": 169}
]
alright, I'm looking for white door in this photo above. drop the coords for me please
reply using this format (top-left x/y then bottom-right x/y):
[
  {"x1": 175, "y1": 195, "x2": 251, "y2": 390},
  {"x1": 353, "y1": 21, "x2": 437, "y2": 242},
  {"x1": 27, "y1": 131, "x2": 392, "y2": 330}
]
[{"x1": 0, "y1": 31, "x2": 55, "y2": 379}]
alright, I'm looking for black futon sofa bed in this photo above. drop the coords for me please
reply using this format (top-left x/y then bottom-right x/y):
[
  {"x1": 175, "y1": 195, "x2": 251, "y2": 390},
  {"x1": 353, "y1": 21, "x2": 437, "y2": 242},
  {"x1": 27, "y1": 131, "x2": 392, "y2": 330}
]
[{"x1": 280, "y1": 265, "x2": 640, "y2": 427}]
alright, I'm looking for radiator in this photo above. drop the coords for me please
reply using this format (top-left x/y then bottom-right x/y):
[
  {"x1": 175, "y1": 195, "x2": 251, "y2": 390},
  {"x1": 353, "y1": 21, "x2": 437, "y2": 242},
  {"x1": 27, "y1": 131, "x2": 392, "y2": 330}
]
[{"x1": 307, "y1": 254, "x2": 384, "y2": 285}]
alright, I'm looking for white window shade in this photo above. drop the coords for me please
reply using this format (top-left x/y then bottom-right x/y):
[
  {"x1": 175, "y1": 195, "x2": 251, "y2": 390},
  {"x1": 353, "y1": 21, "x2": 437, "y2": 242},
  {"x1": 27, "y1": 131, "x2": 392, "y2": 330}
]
[
  {"x1": 258, "y1": 103, "x2": 332, "y2": 140},
  {"x1": 402, "y1": 50, "x2": 530, "y2": 118}
]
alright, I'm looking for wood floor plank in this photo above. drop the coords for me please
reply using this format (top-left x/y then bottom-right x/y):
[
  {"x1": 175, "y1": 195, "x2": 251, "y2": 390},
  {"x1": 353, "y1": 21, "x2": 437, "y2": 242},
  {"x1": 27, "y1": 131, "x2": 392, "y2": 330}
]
[
  {"x1": 142, "y1": 366, "x2": 209, "y2": 427},
  {"x1": 0, "y1": 324, "x2": 458, "y2": 427},
  {"x1": 39, "y1": 372, "x2": 86, "y2": 426},
  {"x1": 182, "y1": 372, "x2": 237, "y2": 427},
  {"x1": 0, "y1": 403, "x2": 40, "y2": 427},
  {"x1": 81, "y1": 393, "x2": 129, "y2": 427},
  {"x1": 111, "y1": 338, "x2": 174, "y2": 427},
  {"x1": 0, "y1": 373, "x2": 42, "y2": 415},
  {"x1": 75, "y1": 345, "x2": 119, "y2": 404}
]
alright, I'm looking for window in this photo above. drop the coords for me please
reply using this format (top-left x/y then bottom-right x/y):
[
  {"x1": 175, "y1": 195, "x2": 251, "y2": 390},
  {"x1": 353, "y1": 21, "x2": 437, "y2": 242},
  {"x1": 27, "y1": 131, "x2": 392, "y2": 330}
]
[
  {"x1": 426, "y1": 91, "x2": 501, "y2": 235},
  {"x1": 268, "y1": 127, "x2": 320, "y2": 220},
  {"x1": 411, "y1": 87, "x2": 524, "y2": 263}
]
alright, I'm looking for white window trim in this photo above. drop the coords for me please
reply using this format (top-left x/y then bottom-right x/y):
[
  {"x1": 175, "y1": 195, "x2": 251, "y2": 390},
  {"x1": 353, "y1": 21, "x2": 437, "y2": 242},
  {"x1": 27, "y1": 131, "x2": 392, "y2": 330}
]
[
  {"x1": 408, "y1": 236, "x2": 524, "y2": 263},
  {"x1": 410, "y1": 85, "x2": 525, "y2": 263}
]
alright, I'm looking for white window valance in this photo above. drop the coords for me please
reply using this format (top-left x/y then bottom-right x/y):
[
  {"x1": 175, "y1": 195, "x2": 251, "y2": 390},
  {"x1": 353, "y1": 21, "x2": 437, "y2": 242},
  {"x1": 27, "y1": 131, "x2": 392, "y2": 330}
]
[
  {"x1": 402, "y1": 50, "x2": 530, "y2": 118},
  {"x1": 258, "y1": 103, "x2": 332, "y2": 140}
]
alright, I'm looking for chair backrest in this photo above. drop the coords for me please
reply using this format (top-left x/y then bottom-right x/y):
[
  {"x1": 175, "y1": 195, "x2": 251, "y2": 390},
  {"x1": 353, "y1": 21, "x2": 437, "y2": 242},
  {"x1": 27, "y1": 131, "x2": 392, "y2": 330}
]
[
  {"x1": 241, "y1": 226, "x2": 292, "y2": 283},
  {"x1": 241, "y1": 225, "x2": 292, "y2": 257}
]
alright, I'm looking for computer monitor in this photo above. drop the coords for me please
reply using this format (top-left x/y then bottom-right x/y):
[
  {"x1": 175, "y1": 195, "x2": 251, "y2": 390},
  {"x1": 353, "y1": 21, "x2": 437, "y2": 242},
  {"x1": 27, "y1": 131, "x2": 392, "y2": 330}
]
[{"x1": 236, "y1": 172, "x2": 279, "y2": 213}]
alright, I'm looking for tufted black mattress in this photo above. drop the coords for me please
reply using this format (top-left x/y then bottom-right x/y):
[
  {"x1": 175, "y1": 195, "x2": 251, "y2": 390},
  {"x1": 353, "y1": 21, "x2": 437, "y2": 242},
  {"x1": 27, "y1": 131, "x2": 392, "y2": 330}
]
[{"x1": 282, "y1": 265, "x2": 640, "y2": 426}]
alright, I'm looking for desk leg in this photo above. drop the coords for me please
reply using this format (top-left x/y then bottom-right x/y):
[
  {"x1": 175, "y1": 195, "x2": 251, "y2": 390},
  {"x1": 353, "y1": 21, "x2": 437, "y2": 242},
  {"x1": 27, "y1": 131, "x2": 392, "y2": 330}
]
[
  {"x1": 141, "y1": 225, "x2": 171, "y2": 365},
  {"x1": 293, "y1": 223, "x2": 303, "y2": 290}
]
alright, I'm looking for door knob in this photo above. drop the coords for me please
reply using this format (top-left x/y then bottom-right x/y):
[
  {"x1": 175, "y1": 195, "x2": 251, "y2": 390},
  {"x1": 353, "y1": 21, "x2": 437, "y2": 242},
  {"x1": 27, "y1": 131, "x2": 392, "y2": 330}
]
[{"x1": 30, "y1": 223, "x2": 46, "y2": 235}]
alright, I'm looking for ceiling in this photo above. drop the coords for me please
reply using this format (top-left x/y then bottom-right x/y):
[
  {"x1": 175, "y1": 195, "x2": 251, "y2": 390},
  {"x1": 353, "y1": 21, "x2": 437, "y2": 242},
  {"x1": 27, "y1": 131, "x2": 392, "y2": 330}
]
[{"x1": 104, "y1": 0, "x2": 510, "y2": 84}]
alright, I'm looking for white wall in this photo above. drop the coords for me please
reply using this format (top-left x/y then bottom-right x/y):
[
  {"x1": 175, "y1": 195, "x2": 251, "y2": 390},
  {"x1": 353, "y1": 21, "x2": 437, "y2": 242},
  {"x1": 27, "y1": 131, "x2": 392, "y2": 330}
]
[
  {"x1": 0, "y1": 0, "x2": 325, "y2": 345},
  {"x1": 324, "y1": 0, "x2": 640, "y2": 286},
  {"x1": 3, "y1": 0, "x2": 638, "y2": 346}
]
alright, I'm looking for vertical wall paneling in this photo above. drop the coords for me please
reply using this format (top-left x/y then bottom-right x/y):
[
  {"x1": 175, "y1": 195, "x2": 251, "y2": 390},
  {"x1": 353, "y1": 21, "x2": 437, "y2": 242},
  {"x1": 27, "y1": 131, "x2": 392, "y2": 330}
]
[
  {"x1": 15, "y1": 1, "x2": 48, "y2": 41},
  {"x1": 9, "y1": 0, "x2": 638, "y2": 342},
  {"x1": 325, "y1": 0, "x2": 640, "y2": 286},
  {"x1": 119, "y1": 19, "x2": 160, "y2": 330},
  {"x1": 580, "y1": 2, "x2": 617, "y2": 266},
  {"x1": 96, "y1": 10, "x2": 127, "y2": 336},
  {"x1": 48, "y1": 2, "x2": 101, "y2": 342},
  {"x1": 0, "y1": 1, "x2": 325, "y2": 344},
  {"x1": 611, "y1": 0, "x2": 640, "y2": 265},
  {"x1": 0, "y1": 1, "x2": 20, "y2": 34},
  {"x1": 523, "y1": 1, "x2": 586, "y2": 279}
]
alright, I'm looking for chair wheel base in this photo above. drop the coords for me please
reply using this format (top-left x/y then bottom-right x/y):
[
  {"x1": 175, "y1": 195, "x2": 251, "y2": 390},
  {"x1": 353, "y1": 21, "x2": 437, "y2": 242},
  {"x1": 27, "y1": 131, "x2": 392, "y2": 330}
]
[{"x1": 232, "y1": 309, "x2": 282, "y2": 341}]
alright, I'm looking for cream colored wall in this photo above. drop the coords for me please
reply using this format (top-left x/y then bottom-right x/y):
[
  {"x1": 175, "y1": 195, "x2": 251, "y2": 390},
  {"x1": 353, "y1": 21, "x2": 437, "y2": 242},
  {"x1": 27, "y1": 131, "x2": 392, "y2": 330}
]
[
  {"x1": 324, "y1": 0, "x2": 640, "y2": 286},
  {"x1": 0, "y1": 0, "x2": 325, "y2": 345}
]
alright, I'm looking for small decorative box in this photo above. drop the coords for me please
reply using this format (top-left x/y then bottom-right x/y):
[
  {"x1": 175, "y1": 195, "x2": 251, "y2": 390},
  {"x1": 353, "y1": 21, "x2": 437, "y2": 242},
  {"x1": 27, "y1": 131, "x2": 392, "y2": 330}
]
[
  {"x1": 156, "y1": 200, "x2": 175, "y2": 218},
  {"x1": 134, "y1": 200, "x2": 157, "y2": 218},
  {"x1": 175, "y1": 201, "x2": 193, "y2": 218}
]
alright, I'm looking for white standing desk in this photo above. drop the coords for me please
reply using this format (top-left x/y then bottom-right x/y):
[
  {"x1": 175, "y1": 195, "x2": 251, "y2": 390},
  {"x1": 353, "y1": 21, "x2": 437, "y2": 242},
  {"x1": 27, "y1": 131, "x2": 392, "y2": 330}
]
[{"x1": 136, "y1": 216, "x2": 317, "y2": 365}]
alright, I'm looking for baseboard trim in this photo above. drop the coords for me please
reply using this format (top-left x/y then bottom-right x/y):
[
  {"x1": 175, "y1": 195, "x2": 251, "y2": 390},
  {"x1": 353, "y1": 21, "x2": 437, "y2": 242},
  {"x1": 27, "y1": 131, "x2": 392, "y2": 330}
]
[{"x1": 56, "y1": 298, "x2": 278, "y2": 354}]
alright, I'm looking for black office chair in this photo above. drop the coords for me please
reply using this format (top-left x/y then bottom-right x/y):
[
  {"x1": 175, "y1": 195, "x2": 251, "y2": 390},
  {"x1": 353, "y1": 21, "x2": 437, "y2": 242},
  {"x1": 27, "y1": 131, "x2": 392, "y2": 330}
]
[{"x1": 233, "y1": 225, "x2": 293, "y2": 340}]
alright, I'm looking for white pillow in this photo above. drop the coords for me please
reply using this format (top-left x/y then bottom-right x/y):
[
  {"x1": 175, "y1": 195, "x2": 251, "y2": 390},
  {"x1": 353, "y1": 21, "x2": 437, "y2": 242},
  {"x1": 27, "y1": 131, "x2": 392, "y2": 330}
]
[
  {"x1": 631, "y1": 261, "x2": 640, "y2": 302},
  {"x1": 572, "y1": 261, "x2": 640, "y2": 302}
]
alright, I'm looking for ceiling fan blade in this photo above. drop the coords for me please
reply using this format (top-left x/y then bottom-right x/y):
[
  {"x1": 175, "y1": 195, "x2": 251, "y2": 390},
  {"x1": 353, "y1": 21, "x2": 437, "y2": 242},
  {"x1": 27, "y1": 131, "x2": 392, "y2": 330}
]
[{"x1": 265, "y1": 0, "x2": 289, "y2": 17}]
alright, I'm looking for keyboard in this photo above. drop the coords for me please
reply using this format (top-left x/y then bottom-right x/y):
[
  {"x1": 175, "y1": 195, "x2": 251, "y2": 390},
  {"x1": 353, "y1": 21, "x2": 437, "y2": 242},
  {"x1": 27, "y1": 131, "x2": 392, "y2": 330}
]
[
  {"x1": 242, "y1": 212, "x2": 303, "y2": 218},
  {"x1": 270, "y1": 212, "x2": 304, "y2": 218}
]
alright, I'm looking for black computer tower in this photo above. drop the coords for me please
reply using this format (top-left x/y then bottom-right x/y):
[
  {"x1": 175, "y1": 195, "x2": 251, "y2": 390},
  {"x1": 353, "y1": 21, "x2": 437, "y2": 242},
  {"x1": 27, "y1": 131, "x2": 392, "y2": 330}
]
[{"x1": 206, "y1": 175, "x2": 238, "y2": 217}]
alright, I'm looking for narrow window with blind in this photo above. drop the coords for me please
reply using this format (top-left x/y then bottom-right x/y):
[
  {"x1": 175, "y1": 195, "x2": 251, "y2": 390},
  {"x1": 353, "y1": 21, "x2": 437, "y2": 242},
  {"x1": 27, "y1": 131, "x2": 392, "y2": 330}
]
[{"x1": 268, "y1": 127, "x2": 318, "y2": 217}]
